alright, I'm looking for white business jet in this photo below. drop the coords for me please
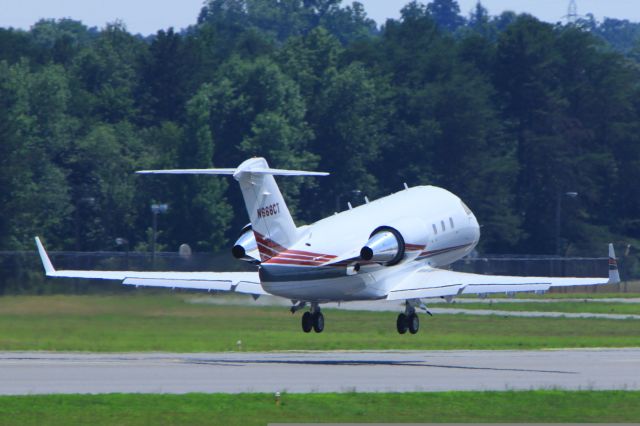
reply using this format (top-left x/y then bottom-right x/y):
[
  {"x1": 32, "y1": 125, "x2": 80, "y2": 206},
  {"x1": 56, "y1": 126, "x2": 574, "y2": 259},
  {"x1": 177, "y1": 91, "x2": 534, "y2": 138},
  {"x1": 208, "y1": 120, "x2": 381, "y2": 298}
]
[{"x1": 35, "y1": 157, "x2": 620, "y2": 334}]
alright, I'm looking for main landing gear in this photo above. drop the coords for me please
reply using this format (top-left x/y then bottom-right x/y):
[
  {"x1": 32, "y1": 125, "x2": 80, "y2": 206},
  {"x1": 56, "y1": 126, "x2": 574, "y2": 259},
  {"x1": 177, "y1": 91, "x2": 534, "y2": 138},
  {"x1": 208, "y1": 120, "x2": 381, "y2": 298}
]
[
  {"x1": 291, "y1": 301, "x2": 324, "y2": 333},
  {"x1": 396, "y1": 311, "x2": 419, "y2": 334},
  {"x1": 396, "y1": 300, "x2": 431, "y2": 335}
]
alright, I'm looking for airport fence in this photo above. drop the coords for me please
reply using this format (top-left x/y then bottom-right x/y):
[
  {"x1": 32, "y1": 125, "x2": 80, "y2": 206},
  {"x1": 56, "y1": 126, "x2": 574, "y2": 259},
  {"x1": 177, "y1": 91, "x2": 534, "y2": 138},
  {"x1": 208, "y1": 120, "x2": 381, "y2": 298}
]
[{"x1": 0, "y1": 250, "x2": 637, "y2": 295}]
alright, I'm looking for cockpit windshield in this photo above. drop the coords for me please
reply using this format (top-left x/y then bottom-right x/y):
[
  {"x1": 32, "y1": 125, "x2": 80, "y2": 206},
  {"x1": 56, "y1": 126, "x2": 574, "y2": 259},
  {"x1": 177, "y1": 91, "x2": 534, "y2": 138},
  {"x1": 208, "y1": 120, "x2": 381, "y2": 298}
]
[{"x1": 460, "y1": 200, "x2": 472, "y2": 215}]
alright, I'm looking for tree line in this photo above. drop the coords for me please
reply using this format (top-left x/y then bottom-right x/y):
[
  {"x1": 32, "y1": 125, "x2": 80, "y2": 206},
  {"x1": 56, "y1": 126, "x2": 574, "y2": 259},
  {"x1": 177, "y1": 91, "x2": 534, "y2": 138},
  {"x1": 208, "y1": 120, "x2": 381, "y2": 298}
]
[{"x1": 1, "y1": 0, "x2": 639, "y2": 273}]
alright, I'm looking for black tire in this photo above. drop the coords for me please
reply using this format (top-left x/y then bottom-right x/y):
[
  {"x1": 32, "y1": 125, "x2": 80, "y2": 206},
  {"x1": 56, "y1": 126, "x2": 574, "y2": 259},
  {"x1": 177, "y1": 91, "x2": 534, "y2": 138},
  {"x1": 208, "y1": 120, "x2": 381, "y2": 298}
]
[
  {"x1": 302, "y1": 311, "x2": 313, "y2": 333},
  {"x1": 396, "y1": 313, "x2": 408, "y2": 334},
  {"x1": 408, "y1": 313, "x2": 419, "y2": 334},
  {"x1": 312, "y1": 312, "x2": 324, "y2": 333}
]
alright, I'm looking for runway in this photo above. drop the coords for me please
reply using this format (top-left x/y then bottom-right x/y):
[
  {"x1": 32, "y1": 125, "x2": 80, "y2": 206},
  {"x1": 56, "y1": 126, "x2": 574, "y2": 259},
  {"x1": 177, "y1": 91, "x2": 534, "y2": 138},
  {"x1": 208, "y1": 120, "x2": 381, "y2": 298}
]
[{"x1": 1, "y1": 349, "x2": 638, "y2": 394}]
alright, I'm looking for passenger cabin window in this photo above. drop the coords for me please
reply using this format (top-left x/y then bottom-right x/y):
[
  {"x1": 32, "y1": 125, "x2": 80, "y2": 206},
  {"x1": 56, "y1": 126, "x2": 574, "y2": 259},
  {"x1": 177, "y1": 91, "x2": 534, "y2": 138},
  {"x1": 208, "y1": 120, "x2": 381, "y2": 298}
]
[
  {"x1": 449, "y1": 217, "x2": 455, "y2": 228},
  {"x1": 432, "y1": 224, "x2": 438, "y2": 235},
  {"x1": 441, "y1": 220, "x2": 445, "y2": 232}
]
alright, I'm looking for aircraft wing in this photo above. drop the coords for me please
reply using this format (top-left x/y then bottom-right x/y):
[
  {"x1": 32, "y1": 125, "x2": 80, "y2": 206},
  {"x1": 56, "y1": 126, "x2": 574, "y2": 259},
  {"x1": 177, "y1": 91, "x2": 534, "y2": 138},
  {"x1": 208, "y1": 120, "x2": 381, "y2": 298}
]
[
  {"x1": 387, "y1": 244, "x2": 619, "y2": 301},
  {"x1": 35, "y1": 237, "x2": 267, "y2": 296}
]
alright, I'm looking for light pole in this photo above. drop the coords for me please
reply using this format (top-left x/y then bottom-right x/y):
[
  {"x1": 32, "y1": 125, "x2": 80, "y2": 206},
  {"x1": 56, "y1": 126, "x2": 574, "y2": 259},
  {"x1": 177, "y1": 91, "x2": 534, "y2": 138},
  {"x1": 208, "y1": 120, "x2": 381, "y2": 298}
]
[
  {"x1": 151, "y1": 203, "x2": 168, "y2": 266},
  {"x1": 555, "y1": 191, "x2": 578, "y2": 256}
]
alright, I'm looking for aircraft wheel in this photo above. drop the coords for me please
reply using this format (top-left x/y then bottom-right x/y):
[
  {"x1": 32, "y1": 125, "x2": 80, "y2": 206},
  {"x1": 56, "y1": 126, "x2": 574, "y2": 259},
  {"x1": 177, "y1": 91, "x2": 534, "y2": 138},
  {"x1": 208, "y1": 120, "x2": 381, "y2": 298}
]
[
  {"x1": 408, "y1": 313, "x2": 419, "y2": 334},
  {"x1": 312, "y1": 312, "x2": 324, "y2": 333},
  {"x1": 396, "y1": 313, "x2": 408, "y2": 334},
  {"x1": 302, "y1": 311, "x2": 313, "y2": 333}
]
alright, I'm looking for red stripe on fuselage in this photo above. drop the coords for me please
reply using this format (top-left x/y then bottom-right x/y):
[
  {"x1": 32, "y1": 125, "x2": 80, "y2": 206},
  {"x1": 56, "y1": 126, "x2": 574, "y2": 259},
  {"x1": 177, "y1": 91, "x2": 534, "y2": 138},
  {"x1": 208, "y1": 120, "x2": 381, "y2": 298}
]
[
  {"x1": 253, "y1": 230, "x2": 338, "y2": 265},
  {"x1": 254, "y1": 233, "x2": 287, "y2": 252},
  {"x1": 264, "y1": 258, "x2": 326, "y2": 266},
  {"x1": 283, "y1": 249, "x2": 336, "y2": 259}
]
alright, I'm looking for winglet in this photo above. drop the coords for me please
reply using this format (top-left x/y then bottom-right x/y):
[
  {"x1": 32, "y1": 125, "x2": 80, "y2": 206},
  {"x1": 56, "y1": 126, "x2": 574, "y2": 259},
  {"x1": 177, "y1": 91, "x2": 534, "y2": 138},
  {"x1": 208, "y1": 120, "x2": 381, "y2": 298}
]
[
  {"x1": 35, "y1": 237, "x2": 56, "y2": 275},
  {"x1": 608, "y1": 243, "x2": 620, "y2": 284}
]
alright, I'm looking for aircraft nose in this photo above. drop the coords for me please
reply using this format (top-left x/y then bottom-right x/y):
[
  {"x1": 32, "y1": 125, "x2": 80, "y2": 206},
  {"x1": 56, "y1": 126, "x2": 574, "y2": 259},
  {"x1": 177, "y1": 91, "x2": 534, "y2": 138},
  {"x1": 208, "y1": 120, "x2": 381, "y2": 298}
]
[{"x1": 471, "y1": 214, "x2": 481, "y2": 240}]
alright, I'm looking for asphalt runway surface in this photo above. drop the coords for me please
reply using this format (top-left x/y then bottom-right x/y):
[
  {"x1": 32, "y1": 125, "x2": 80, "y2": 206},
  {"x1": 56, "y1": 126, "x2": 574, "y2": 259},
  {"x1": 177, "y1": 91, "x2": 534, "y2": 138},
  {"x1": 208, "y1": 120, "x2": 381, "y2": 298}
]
[{"x1": 1, "y1": 349, "x2": 638, "y2": 394}]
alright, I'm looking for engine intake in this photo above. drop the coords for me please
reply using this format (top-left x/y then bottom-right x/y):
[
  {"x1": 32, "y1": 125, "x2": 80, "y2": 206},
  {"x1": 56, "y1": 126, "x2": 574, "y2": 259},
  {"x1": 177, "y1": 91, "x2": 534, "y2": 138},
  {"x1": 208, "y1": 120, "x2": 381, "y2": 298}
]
[{"x1": 360, "y1": 227, "x2": 405, "y2": 266}]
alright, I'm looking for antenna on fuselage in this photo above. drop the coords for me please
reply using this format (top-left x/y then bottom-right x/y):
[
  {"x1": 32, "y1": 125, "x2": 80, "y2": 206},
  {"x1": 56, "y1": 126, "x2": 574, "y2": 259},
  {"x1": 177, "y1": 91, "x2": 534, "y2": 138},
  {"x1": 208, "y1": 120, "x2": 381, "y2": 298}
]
[{"x1": 403, "y1": 183, "x2": 409, "y2": 190}]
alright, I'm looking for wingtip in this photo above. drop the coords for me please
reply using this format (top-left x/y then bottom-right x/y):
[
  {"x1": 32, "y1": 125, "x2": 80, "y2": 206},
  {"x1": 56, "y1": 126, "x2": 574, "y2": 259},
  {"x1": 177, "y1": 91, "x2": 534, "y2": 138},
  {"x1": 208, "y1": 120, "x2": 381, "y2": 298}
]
[
  {"x1": 34, "y1": 236, "x2": 55, "y2": 275},
  {"x1": 608, "y1": 243, "x2": 620, "y2": 284}
]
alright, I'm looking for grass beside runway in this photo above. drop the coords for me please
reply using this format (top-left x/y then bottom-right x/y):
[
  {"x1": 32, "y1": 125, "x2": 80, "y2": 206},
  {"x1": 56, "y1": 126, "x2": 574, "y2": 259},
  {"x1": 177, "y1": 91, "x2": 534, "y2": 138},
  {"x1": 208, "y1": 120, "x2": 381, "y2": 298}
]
[
  {"x1": 437, "y1": 300, "x2": 640, "y2": 315},
  {"x1": 0, "y1": 294, "x2": 639, "y2": 351},
  {"x1": 0, "y1": 391, "x2": 639, "y2": 425}
]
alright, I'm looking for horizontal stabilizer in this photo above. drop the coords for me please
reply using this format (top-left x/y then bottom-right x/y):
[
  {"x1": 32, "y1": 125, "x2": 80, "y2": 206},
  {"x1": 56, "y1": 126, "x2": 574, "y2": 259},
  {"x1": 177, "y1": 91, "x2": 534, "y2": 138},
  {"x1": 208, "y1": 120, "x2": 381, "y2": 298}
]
[
  {"x1": 247, "y1": 168, "x2": 329, "y2": 176},
  {"x1": 136, "y1": 167, "x2": 328, "y2": 177},
  {"x1": 137, "y1": 168, "x2": 235, "y2": 175}
]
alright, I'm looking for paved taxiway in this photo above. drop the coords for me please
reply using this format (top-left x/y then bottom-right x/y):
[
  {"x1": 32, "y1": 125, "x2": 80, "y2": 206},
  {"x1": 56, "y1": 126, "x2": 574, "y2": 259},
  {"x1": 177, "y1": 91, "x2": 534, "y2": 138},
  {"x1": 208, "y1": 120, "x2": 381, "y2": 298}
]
[{"x1": 1, "y1": 349, "x2": 638, "y2": 394}]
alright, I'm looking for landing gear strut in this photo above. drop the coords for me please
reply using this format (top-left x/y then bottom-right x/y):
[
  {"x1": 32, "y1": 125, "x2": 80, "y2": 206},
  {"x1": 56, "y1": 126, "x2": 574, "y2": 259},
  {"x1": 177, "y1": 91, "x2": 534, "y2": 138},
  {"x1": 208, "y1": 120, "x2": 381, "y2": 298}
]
[{"x1": 301, "y1": 303, "x2": 324, "y2": 333}]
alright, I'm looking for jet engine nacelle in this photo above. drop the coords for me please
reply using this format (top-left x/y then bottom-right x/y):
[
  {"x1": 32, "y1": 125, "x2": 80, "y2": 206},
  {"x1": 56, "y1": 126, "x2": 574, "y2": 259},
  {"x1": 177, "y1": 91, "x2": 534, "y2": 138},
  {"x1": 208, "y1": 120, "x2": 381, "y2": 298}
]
[
  {"x1": 360, "y1": 217, "x2": 429, "y2": 266},
  {"x1": 232, "y1": 224, "x2": 260, "y2": 264}
]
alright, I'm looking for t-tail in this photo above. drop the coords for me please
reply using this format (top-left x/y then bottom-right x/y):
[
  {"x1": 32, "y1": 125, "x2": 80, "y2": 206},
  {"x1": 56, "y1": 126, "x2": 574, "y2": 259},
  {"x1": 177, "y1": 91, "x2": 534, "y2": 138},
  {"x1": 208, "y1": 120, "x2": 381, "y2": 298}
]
[{"x1": 137, "y1": 157, "x2": 328, "y2": 261}]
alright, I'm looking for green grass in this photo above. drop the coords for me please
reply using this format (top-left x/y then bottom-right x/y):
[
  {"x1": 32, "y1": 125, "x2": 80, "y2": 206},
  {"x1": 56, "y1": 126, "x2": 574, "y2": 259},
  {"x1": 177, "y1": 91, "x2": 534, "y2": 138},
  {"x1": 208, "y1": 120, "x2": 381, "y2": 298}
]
[
  {"x1": 457, "y1": 279, "x2": 640, "y2": 298},
  {"x1": 459, "y1": 290, "x2": 640, "y2": 299},
  {"x1": 0, "y1": 391, "x2": 638, "y2": 425},
  {"x1": 439, "y1": 300, "x2": 640, "y2": 315},
  {"x1": 0, "y1": 294, "x2": 639, "y2": 351}
]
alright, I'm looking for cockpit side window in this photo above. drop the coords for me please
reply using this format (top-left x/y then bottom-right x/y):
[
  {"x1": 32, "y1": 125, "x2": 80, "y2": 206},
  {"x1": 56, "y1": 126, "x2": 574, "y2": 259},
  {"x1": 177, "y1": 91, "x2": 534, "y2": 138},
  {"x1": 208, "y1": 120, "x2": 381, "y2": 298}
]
[{"x1": 460, "y1": 200, "x2": 472, "y2": 215}]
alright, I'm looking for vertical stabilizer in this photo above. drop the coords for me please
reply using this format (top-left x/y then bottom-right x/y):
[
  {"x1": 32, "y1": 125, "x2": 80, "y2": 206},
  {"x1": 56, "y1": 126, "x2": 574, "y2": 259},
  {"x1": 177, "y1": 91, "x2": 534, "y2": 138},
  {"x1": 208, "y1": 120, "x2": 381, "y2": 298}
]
[{"x1": 233, "y1": 158, "x2": 318, "y2": 261}]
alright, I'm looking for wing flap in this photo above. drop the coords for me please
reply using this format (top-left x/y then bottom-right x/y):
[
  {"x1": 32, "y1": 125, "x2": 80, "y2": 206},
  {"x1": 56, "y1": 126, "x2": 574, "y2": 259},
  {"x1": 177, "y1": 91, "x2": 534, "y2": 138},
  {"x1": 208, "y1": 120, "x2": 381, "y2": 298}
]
[
  {"x1": 123, "y1": 278, "x2": 234, "y2": 291},
  {"x1": 387, "y1": 283, "x2": 465, "y2": 300},
  {"x1": 121, "y1": 277, "x2": 268, "y2": 295},
  {"x1": 462, "y1": 283, "x2": 551, "y2": 295},
  {"x1": 234, "y1": 281, "x2": 270, "y2": 295}
]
